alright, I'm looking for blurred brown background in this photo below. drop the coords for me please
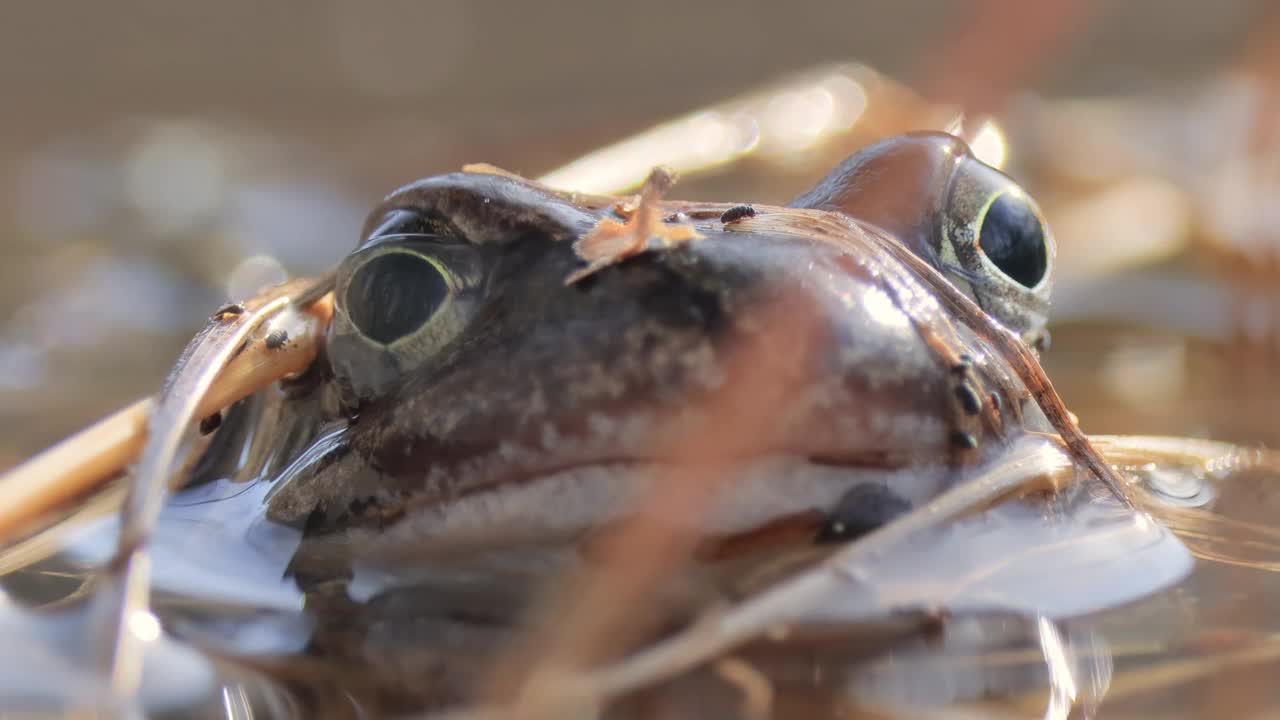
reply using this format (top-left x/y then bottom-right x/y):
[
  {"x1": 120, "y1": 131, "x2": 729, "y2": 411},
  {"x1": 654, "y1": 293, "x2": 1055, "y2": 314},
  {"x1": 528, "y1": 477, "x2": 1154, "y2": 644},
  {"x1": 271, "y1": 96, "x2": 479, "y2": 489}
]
[{"x1": 0, "y1": 0, "x2": 1269, "y2": 461}]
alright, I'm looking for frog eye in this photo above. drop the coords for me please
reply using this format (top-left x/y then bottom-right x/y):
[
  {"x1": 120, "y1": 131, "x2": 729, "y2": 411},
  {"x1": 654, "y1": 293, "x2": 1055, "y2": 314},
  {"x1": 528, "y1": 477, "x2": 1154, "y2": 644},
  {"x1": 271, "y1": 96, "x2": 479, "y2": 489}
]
[
  {"x1": 940, "y1": 157, "x2": 1054, "y2": 344},
  {"x1": 328, "y1": 228, "x2": 486, "y2": 400},
  {"x1": 345, "y1": 251, "x2": 452, "y2": 344},
  {"x1": 975, "y1": 190, "x2": 1049, "y2": 289}
]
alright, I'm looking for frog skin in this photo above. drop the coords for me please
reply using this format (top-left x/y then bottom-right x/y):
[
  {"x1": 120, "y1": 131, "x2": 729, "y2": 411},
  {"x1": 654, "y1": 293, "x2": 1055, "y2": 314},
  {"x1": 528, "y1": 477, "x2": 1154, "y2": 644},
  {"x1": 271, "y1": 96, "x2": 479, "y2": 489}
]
[
  {"x1": 267, "y1": 131, "x2": 1053, "y2": 545},
  {"x1": 249, "y1": 131, "x2": 1057, "y2": 711},
  {"x1": 241, "y1": 134, "x2": 1059, "y2": 594}
]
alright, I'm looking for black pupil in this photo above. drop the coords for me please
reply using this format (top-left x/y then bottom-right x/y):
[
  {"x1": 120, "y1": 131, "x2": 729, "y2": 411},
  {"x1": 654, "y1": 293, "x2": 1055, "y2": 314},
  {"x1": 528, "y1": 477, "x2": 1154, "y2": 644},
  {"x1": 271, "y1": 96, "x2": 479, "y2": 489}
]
[
  {"x1": 977, "y1": 193, "x2": 1048, "y2": 288},
  {"x1": 346, "y1": 252, "x2": 448, "y2": 344}
]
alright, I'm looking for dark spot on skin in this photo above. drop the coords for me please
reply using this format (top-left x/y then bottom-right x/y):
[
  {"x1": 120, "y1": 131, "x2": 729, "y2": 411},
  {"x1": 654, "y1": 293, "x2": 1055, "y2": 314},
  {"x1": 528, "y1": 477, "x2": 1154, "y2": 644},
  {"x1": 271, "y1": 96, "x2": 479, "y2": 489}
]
[
  {"x1": 198, "y1": 412, "x2": 222, "y2": 435},
  {"x1": 640, "y1": 333, "x2": 660, "y2": 354},
  {"x1": 343, "y1": 495, "x2": 404, "y2": 529},
  {"x1": 303, "y1": 506, "x2": 328, "y2": 532},
  {"x1": 349, "y1": 496, "x2": 374, "y2": 515},
  {"x1": 989, "y1": 392, "x2": 1002, "y2": 411},
  {"x1": 950, "y1": 430, "x2": 979, "y2": 450},
  {"x1": 954, "y1": 383, "x2": 982, "y2": 416},
  {"x1": 816, "y1": 483, "x2": 912, "y2": 544},
  {"x1": 265, "y1": 329, "x2": 289, "y2": 349},
  {"x1": 950, "y1": 353, "x2": 979, "y2": 376},
  {"x1": 720, "y1": 204, "x2": 756, "y2": 224},
  {"x1": 211, "y1": 303, "x2": 245, "y2": 321},
  {"x1": 629, "y1": 259, "x2": 727, "y2": 332}
]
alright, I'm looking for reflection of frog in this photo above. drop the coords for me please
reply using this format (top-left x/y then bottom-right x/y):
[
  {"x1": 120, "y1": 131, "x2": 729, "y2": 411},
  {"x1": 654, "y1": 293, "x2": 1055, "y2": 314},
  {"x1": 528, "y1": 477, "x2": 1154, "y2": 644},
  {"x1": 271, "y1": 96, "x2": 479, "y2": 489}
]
[
  {"x1": 257, "y1": 132, "x2": 1057, "y2": 710},
  {"x1": 268, "y1": 131, "x2": 1052, "y2": 558}
]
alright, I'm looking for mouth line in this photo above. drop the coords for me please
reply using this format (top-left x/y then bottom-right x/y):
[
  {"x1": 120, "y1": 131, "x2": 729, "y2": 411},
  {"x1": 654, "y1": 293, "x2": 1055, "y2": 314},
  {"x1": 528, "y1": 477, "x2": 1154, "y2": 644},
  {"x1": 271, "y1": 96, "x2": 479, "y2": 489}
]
[
  {"x1": 396, "y1": 448, "x2": 928, "y2": 515},
  {"x1": 360, "y1": 452, "x2": 954, "y2": 550}
]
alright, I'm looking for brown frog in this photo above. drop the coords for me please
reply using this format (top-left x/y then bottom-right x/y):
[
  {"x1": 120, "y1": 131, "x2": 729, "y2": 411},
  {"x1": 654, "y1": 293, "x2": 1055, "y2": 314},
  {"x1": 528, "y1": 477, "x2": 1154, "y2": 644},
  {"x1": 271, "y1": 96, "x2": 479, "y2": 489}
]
[
  {"x1": 231, "y1": 131, "x2": 1071, "y2": 713},
  {"x1": 270, "y1": 132, "x2": 1052, "y2": 544}
]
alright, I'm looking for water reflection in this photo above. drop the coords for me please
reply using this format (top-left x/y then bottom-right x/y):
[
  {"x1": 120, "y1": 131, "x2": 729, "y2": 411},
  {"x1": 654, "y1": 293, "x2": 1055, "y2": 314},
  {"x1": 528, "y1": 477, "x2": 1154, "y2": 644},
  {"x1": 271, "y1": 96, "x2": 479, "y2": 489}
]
[
  {"x1": 0, "y1": 591, "x2": 217, "y2": 715},
  {"x1": 0, "y1": 121, "x2": 366, "y2": 456},
  {"x1": 6, "y1": 405, "x2": 1274, "y2": 716}
]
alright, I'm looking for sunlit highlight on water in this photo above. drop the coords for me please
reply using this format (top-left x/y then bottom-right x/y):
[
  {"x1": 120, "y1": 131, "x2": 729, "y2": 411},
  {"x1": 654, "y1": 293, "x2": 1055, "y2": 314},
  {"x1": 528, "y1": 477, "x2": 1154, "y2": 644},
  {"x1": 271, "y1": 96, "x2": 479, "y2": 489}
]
[
  {"x1": 128, "y1": 610, "x2": 162, "y2": 643},
  {"x1": 1038, "y1": 616, "x2": 1078, "y2": 720},
  {"x1": 540, "y1": 67, "x2": 873, "y2": 193}
]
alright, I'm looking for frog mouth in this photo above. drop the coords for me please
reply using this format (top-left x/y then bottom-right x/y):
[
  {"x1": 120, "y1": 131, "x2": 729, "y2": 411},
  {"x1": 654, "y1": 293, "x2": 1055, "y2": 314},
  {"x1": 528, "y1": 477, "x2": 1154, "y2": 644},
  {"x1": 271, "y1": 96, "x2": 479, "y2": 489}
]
[{"x1": 346, "y1": 453, "x2": 954, "y2": 555}]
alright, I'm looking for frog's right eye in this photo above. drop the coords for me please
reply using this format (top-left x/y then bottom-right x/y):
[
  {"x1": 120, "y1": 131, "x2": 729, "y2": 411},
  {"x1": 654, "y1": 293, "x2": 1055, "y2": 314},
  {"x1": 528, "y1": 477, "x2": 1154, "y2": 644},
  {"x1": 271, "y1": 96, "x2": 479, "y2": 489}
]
[{"x1": 327, "y1": 226, "x2": 486, "y2": 400}]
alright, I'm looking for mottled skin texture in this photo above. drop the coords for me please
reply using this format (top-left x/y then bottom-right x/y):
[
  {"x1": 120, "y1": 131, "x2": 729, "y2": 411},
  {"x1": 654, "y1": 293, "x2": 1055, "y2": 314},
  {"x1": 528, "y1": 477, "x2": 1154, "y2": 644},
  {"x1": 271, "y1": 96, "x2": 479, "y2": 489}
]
[
  {"x1": 270, "y1": 144, "x2": 1046, "y2": 536},
  {"x1": 256, "y1": 133, "x2": 1056, "y2": 713}
]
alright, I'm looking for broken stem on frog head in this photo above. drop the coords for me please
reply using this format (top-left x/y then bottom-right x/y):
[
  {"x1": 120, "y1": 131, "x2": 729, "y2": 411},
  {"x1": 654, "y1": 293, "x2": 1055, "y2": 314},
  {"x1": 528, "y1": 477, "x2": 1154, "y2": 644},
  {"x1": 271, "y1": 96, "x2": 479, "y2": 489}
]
[{"x1": 88, "y1": 275, "x2": 334, "y2": 695}]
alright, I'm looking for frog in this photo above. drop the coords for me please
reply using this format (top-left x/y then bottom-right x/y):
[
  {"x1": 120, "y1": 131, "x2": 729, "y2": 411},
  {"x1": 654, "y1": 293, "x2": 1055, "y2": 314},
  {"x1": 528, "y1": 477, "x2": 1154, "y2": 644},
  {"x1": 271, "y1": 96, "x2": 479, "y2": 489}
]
[
  {"x1": 271, "y1": 130, "x2": 1051, "y2": 525},
  {"x1": 232, "y1": 131, "x2": 1065, "y2": 713}
]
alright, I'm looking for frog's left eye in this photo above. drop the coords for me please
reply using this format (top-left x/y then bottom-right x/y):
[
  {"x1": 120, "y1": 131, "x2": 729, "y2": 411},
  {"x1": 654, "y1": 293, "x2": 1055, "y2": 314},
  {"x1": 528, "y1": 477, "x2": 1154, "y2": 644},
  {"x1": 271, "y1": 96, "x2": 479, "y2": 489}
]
[
  {"x1": 327, "y1": 226, "x2": 486, "y2": 400},
  {"x1": 940, "y1": 159, "x2": 1055, "y2": 345},
  {"x1": 976, "y1": 190, "x2": 1048, "y2": 289},
  {"x1": 345, "y1": 251, "x2": 451, "y2": 345}
]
